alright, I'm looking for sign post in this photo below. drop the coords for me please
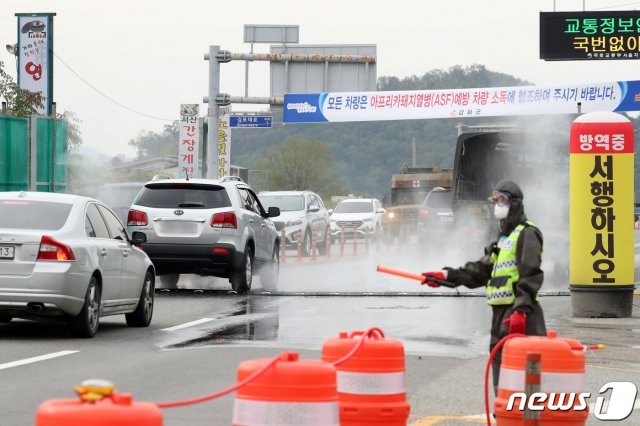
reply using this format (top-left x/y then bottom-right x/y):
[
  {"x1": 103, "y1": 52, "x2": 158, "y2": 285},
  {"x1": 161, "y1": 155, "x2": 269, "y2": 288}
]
[{"x1": 569, "y1": 111, "x2": 635, "y2": 318}]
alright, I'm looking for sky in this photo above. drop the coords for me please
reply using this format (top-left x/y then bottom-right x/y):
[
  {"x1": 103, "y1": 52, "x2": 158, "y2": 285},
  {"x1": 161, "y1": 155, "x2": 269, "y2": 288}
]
[{"x1": 2, "y1": 0, "x2": 640, "y2": 158}]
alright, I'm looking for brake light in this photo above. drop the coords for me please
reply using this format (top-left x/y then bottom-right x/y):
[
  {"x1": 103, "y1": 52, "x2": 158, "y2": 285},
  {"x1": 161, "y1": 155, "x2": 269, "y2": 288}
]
[
  {"x1": 420, "y1": 208, "x2": 431, "y2": 220},
  {"x1": 128, "y1": 210, "x2": 148, "y2": 226},
  {"x1": 211, "y1": 212, "x2": 237, "y2": 229},
  {"x1": 37, "y1": 235, "x2": 75, "y2": 261},
  {"x1": 212, "y1": 247, "x2": 230, "y2": 254}
]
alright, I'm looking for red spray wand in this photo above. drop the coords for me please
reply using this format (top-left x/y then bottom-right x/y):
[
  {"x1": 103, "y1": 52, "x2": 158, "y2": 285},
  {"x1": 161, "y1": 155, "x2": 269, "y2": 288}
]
[{"x1": 376, "y1": 265, "x2": 458, "y2": 288}]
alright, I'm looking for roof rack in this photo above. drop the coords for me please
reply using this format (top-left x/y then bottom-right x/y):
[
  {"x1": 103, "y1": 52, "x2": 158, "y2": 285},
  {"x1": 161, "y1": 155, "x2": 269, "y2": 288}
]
[{"x1": 219, "y1": 176, "x2": 244, "y2": 183}]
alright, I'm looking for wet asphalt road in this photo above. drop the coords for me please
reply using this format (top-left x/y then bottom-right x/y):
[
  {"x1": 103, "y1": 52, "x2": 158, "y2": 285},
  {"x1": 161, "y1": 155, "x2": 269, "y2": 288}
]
[{"x1": 0, "y1": 240, "x2": 638, "y2": 425}]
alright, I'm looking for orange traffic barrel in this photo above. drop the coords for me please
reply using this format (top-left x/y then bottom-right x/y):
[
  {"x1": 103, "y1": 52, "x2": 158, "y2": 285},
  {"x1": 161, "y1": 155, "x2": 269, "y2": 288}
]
[
  {"x1": 322, "y1": 330, "x2": 410, "y2": 425},
  {"x1": 233, "y1": 352, "x2": 339, "y2": 426},
  {"x1": 36, "y1": 379, "x2": 162, "y2": 426},
  {"x1": 494, "y1": 330, "x2": 588, "y2": 425}
]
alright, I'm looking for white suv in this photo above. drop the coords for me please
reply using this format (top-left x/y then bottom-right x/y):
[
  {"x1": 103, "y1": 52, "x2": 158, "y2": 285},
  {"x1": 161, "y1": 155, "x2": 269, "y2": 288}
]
[
  {"x1": 258, "y1": 191, "x2": 330, "y2": 256},
  {"x1": 329, "y1": 198, "x2": 385, "y2": 242},
  {"x1": 127, "y1": 177, "x2": 280, "y2": 293}
]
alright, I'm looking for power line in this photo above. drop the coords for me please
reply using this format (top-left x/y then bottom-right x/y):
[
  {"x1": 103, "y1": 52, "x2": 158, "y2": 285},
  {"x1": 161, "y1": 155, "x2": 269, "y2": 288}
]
[{"x1": 53, "y1": 51, "x2": 175, "y2": 122}]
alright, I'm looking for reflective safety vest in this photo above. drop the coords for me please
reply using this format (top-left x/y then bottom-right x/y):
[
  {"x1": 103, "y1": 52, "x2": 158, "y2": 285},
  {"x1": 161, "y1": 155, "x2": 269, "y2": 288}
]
[{"x1": 486, "y1": 221, "x2": 538, "y2": 305}]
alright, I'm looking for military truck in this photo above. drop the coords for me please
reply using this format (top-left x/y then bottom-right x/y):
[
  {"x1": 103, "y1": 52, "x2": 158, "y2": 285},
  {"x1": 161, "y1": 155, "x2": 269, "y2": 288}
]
[
  {"x1": 451, "y1": 123, "x2": 569, "y2": 282},
  {"x1": 383, "y1": 166, "x2": 452, "y2": 241}
]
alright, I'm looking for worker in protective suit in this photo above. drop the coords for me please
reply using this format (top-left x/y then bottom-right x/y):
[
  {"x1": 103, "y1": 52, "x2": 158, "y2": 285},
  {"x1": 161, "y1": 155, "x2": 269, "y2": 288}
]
[{"x1": 422, "y1": 180, "x2": 547, "y2": 394}]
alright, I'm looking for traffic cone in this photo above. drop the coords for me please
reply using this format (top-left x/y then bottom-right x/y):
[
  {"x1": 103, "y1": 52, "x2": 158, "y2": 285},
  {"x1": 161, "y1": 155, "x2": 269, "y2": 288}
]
[
  {"x1": 296, "y1": 229, "x2": 302, "y2": 262},
  {"x1": 312, "y1": 230, "x2": 317, "y2": 261},
  {"x1": 494, "y1": 331, "x2": 589, "y2": 425},
  {"x1": 365, "y1": 228, "x2": 370, "y2": 255},
  {"x1": 233, "y1": 352, "x2": 339, "y2": 426},
  {"x1": 352, "y1": 228, "x2": 358, "y2": 255},
  {"x1": 322, "y1": 330, "x2": 410, "y2": 425},
  {"x1": 36, "y1": 380, "x2": 162, "y2": 426}
]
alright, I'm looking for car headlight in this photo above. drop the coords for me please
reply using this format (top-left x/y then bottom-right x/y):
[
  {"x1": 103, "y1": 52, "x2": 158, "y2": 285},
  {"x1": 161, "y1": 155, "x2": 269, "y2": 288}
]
[
  {"x1": 285, "y1": 218, "x2": 303, "y2": 227},
  {"x1": 388, "y1": 212, "x2": 395, "y2": 219}
]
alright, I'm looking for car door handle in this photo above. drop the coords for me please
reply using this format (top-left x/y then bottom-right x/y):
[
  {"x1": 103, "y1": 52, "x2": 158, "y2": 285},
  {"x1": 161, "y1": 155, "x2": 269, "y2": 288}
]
[
  {"x1": 122, "y1": 250, "x2": 129, "y2": 257},
  {"x1": 261, "y1": 223, "x2": 266, "y2": 228},
  {"x1": 250, "y1": 219, "x2": 254, "y2": 225},
  {"x1": 100, "y1": 249, "x2": 108, "y2": 256}
]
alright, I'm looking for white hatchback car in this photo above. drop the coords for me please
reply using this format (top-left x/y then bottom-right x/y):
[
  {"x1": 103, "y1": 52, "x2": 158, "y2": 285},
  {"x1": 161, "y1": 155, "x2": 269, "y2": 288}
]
[
  {"x1": 0, "y1": 191, "x2": 155, "y2": 337},
  {"x1": 329, "y1": 198, "x2": 385, "y2": 242}
]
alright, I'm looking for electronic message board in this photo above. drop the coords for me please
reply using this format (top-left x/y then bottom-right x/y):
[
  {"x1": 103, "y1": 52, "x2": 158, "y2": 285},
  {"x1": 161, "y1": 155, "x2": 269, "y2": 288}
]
[{"x1": 541, "y1": 11, "x2": 640, "y2": 60}]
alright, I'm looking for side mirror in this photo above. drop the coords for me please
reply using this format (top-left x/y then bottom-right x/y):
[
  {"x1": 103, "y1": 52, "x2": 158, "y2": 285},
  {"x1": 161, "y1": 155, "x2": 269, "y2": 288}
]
[
  {"x1": 267, "y1": 207, "x2": 280, "y2": 218},
  {"x1": 308, "y1": 205, "x2": 320, "y2": 213},
  {"x1": 131, "y1": 231, "x2": 147, "y2": 246},
  {"x1": 328, "y1": 209, "x2": 333, "y2": 215},
  {"x1": 377, "y1": 208, "x2": 385, "y2": 214}
]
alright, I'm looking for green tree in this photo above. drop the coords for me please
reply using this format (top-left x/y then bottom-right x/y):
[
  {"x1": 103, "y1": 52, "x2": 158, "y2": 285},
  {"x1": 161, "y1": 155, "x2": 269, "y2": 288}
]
[
  {"x1": 128, "y1": 121, "x2": 179, "y2": 159},
  {"x1": 258, "y1": 137, "x2": 346, "y2": 198},
  {"x1": 0, "y1": 60, "x2": 43, "y2": 117}
]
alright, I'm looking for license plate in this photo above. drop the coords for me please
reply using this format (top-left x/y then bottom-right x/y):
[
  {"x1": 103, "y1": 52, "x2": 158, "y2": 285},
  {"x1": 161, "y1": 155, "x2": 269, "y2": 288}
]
[
  {"x1": 0, "y1": 246, "x2": 15, "y2": 259},
  {"x1": 162, "y1": 222, "x2": 198, "y2": 234},
  {"x1": 439, "y1": 217, "x2": 453, "y2": 222}
]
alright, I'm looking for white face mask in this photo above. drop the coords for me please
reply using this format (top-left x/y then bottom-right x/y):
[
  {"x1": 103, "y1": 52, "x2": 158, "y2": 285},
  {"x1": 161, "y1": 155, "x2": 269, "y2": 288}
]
[{"x1": 494, "y1": 204, "x2": 510, "y2": 220}]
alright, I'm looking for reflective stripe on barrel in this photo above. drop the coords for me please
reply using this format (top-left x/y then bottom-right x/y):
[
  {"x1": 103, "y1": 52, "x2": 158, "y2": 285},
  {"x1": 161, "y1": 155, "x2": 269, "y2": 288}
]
[
  {"x1": 499, "y1": 367, "x2": 587, "y2": 394},
  {"x1": 336, "y1": 371, "x2": 406, "y2": 395},
  {"x1": 232, "y1": 399, "x2": 339, "y2": 426}
]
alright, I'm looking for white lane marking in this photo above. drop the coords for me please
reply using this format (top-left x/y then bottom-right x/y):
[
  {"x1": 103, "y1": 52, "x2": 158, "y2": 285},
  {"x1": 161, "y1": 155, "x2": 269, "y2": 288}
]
[
  {"x1": 0, "y1": 350, "x2": 78, "y2": 371},
  {"x1": 161, "y1": 318, "x2": 215, "y2": 332}
]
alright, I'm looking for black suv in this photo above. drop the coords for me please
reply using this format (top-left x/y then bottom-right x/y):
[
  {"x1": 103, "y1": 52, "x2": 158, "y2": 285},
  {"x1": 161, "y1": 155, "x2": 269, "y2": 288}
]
[{"x1": 417, "y1": 187, "x2": 454, "y2": 241}]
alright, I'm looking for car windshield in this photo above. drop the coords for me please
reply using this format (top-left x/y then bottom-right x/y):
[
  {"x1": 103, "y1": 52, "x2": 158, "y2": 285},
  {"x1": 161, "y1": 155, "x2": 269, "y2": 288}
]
[
  {"x1": 134, "y1": 184, "x2": 231, "y2": 209},
  {"x1": 0, "y1": 200, "x2": 72, "y2": 230},
  {"x1": 425, "y1": 191, "x2": 452, "y2": 208},
  {"x1": 95, "y1": 185, "x2": 143, "y2": 208},
  {"x1": 334, "y1": 201, "x2": 372, "y2": 213},
  {"x1": 259, "y1": 195, "x2": 305, "y2": 212}
]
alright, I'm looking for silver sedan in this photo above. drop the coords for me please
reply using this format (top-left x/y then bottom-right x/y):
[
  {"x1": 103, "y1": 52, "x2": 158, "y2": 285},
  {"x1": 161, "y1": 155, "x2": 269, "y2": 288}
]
[{"x1": 0, "y1": 192, "x2": 155, "y2": 337}]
